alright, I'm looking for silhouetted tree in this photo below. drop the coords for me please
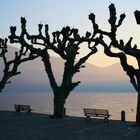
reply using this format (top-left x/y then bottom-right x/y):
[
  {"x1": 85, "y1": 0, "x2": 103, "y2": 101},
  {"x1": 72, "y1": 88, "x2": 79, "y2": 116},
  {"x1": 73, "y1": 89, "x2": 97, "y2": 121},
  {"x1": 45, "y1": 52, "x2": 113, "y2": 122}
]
[
  {"x1": 9, "y1": 17, "x2": 99, "y2": 118},
  {"x1": 88, "y1": 3, "x2": 140, "y2": 125},
  {"x1": 0, "y1": 37, "x2": 38, "y2": 92}
]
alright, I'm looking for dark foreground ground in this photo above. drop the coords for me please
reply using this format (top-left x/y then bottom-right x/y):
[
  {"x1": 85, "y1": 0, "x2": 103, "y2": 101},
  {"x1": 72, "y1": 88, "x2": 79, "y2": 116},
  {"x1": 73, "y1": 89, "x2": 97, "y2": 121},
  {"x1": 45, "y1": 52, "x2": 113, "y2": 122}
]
[{"x1": 0, "y1": 110, "x2": 140, "y2": 140}]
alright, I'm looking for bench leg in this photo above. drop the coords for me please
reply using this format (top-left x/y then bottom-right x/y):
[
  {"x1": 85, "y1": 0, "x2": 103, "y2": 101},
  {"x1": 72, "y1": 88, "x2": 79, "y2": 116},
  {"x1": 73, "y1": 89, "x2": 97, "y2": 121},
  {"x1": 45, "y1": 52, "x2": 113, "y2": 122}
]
[
  {"x1": 27, "y1": 110, "x2": 32, "y2": 115},
  {"x1": 86, "y1": 115, "x2": 90, "y2": 120},
  {"x1": 104, "y1": 117, "x2": 109, "y2": 122}
]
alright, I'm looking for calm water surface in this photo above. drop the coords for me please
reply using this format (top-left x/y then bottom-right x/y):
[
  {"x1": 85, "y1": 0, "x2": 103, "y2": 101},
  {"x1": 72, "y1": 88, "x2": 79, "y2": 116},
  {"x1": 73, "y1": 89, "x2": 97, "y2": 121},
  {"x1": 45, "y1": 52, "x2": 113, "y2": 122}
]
[{"x1": 0, "y1": 92, "x2": 137, "y2": 121}]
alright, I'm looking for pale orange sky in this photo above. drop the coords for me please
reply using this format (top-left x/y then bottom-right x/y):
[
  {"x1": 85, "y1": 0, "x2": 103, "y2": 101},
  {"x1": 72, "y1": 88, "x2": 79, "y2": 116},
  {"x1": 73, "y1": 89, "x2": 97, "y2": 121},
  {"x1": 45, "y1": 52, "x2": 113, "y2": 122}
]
[
  {"x1": 87, "y1": 48, "x2": 138, "y2": 68},
  {"x1": 84, "y1": 23, "x2": 140, "y2": 68}
]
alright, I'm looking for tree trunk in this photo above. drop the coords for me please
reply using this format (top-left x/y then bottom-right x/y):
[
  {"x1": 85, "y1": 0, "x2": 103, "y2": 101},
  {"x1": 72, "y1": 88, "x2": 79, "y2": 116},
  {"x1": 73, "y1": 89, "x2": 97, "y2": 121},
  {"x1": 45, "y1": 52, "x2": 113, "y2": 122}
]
[
  {"x1": 0, "y1": 75, "x2": 9, "y2": 93},
  {"x1": 52, "y1": 91, "x2": 66, "y2": 118},
  {"x1": 136, "y1": 92, "x2": 140, "y2": 126}
]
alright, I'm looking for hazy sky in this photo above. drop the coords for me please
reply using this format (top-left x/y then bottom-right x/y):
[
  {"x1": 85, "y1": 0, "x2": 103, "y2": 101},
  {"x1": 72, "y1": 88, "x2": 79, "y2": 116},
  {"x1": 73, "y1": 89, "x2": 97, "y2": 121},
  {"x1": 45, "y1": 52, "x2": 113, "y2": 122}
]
[{"x1": 1, "y1": 0, "x2": 140, "y2": 67}]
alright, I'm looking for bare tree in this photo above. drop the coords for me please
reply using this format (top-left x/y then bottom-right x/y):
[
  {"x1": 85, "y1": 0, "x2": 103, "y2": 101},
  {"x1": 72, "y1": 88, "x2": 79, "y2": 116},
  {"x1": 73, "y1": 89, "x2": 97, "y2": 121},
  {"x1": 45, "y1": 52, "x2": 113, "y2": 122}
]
[
  {"x1": 0, "y1": 37, "x2": 38, "y2": 93},
  {"x1": 87, "y1": 3, "x2": 140, "y2": 125},
  {"x1": 8, "y1": 17, "x2": 99, "y2": 118}
]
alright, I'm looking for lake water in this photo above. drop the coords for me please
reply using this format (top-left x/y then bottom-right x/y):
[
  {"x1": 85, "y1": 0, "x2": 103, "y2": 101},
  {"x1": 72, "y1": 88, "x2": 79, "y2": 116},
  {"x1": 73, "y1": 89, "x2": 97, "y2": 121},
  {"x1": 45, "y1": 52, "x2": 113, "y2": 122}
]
[{"x1": 0, "y1": 92, "x2": 137, "y2": 122}]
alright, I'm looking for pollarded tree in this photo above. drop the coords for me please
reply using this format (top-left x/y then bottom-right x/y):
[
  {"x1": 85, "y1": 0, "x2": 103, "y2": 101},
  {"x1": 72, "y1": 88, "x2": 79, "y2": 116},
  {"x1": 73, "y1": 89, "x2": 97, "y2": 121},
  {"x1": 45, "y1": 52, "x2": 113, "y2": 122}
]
[
  {"x1": 88, "y1": 3, "x2": 140, "y2": 125},
  {"x1": 9, "y1": 17, "x2": 99, "y2": 118},
  {"x1": 0, "y1": 37, "x2": 38, "y2": 93}
]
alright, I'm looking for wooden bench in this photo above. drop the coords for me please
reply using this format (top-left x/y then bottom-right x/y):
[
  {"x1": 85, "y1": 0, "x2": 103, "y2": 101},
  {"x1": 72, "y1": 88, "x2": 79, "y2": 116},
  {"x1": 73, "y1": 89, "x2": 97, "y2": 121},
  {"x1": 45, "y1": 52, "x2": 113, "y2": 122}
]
[
  {"x1": 14, "y1": 104, "x2": 33, "y2": 114},
  {"x1": 83, "y1": 108, "x2": 111, "y2": 121}
]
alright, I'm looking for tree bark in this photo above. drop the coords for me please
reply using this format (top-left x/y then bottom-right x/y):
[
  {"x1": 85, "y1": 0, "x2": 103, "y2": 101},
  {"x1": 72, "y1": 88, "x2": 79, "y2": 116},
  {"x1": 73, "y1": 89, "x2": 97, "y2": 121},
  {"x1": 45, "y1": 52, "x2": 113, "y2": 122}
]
[
  {"x1": 53, "y1": 91, "x2": 66, "y2": 118},
  {"x1": 0, "y1": 81, "x2": 6, "y2": 92},
  {"x1": 0, "y1": 73, "x2": 9, "y2": 93},
  {"x1": 136, "y1": 92, "x2": 140, "y2": 126}
]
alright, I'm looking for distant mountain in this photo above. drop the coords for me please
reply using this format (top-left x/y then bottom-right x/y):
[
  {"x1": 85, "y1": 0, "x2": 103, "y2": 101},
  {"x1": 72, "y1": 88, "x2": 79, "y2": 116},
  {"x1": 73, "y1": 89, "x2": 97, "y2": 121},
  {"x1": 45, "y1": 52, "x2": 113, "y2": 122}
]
[{"x1": 1, "y1": 46, "x2": 134, "y2": 93}]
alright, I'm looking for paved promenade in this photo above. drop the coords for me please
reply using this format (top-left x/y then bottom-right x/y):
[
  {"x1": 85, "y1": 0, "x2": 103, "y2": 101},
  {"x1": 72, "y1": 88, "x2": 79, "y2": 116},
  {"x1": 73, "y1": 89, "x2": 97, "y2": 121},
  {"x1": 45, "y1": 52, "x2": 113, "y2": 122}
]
[{"x1": 0, "y1": 110, "x2": 140, "y2": 140}]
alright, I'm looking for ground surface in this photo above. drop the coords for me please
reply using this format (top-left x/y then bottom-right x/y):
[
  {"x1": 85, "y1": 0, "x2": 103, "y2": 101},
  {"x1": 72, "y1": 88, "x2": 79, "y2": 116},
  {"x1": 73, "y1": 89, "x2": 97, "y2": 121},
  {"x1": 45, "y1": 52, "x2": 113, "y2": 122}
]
[{"x1": 0, "y1": 110, "x2": 140, "y2": 140}]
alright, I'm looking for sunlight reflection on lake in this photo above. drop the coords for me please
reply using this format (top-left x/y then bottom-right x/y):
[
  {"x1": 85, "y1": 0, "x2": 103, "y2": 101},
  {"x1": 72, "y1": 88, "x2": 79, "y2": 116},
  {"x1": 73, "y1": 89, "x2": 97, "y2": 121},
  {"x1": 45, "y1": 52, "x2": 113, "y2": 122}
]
[{"x1": 0, "y1": 92, "x2": 137, "y2": 121}]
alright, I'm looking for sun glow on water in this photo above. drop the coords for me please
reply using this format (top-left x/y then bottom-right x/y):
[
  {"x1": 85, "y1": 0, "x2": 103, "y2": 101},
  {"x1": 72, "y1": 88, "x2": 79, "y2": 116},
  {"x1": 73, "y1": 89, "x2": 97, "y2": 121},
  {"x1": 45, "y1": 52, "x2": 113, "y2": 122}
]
[{"x1": 0, "y1": 92, "x2": 137, "y2": 121}]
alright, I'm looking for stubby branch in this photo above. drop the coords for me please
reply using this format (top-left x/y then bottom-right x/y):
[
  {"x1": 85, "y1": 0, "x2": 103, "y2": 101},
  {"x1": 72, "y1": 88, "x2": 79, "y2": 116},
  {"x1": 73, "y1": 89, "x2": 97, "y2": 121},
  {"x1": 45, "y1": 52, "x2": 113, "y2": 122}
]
[{"x1": 0, "y1": 37, "x2": 38, "y2": 93}]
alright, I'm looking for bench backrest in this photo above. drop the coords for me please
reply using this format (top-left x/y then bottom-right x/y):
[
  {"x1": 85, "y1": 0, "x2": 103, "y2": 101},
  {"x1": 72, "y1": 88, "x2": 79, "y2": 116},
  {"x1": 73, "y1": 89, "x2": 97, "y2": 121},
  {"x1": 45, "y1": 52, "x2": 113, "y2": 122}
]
[
  {"x1": 84, "y1": 108, "x2": 96, "y2": 115},
  {"x1": 20, "y1": 105, "x2": 30, "y2": 111},
  {"x1": 95, "y1": 109, "x2": 109, "y2": 115}
]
